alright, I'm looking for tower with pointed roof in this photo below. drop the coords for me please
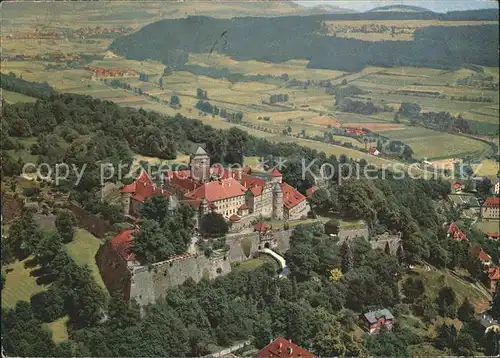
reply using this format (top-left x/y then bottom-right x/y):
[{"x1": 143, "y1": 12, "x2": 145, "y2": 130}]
[
  {"x1": 272, "y1": 181, "x2": 283, "y2": 220},
  {"x1": 190, "y1": 146, "x2": 210, "y2": 183}
]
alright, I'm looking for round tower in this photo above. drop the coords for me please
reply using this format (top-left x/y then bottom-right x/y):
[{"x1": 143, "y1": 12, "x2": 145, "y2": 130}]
[{"x1": 272, "y1": 182, "x2": 283, "y2": 220}]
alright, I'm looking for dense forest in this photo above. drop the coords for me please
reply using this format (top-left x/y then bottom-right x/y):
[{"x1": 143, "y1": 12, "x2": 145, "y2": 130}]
[{"x1": 109, "y1": 15, "x2": 498, "y2": 72}]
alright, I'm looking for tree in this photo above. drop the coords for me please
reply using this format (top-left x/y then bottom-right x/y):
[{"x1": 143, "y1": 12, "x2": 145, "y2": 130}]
[
  {"x1": 402, "y1": 277, "x2": 425, "y2": 303},
  {"x1": 170, "y1": 95, "x2": 180, "y2": 108},
  {"x1": 253, "y1": 311, "x2": 273, "y2": 349},
  {"x1": 310, "y1": 188, "x2": 332, "y2": 214},
  {"x1": 483, "y1": 330, "x2": 500, "y2": 356},
  {"x1": 340, "y1": 242, "x2": 354, "y2": 273},
  {"x1": 132, "y1": 219, "x2": 175, "y2": 263},
  {"x1": 457, "y1": 298, "x2": 475, "y2": 323},
  {"x1": 324, "y1": 219, "x2": 340, "y2": 236},
  {"x1": 34, "y1": 232, "x2": 63, "y2": 267},
  {"x1": 435, "y1": 323, "x2": 457, "y2": 351},
  {"x1": 393, "y1": 112, "x2": 400, "y2": 123},
  {"x1": 55, "y1": 210, "x2": 77, "y2": 243},
  {"x1": 199, "y1": 212, "x2": 229, "y2": 238},
  {"x1": 491, "y1": 293, "x2": 500, "y2": 320},
  {"x1": 142, "y1": 195, "x2": 171, "y2": 225},
  {"x1": 455, "y1": 330, "x2": 476, "y2": 356},
  {"x1": 436, "y1": 286, "x2": 457, "y2": 318}
]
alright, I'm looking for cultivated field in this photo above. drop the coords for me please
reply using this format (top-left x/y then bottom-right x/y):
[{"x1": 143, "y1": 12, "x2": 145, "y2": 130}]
[
  {"x1": 378, "y1": 127, "x2": 490, "y2": 160},
  {"x1": 321, "y1": 20, "x2": 498, "y2": 41},
  {"x1": 1, "y1": 4, "x2": 498, "y2": 173}
]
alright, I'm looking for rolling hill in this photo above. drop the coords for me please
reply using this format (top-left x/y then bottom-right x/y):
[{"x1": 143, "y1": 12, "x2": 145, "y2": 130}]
[{"x1": 368, "y1": 4, "x2": 433, "y2": 13}]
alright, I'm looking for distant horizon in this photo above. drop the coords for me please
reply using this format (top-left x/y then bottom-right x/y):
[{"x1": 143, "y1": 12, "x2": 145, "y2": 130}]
[{"x1": 293, "y1": 0, "x2": 499, "y2": 13}]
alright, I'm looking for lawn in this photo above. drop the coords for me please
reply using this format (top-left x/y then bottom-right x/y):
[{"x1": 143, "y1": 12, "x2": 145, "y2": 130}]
[
  {"x1": 2, "y1": 257, "x2": 49, "y2": 309},
  {"x1": 2, "y1": 89, "x2": 37, "y2": 103},
  {"x1": 231, "y1": 255, "x2": 277, "y2": 273},
  {"x1": 339, "y1": 219, "x2": 367, "y2": 229},
  {"x1": 45, "y1": 316, "x2": 69, "y2": 343},
  {"x1": 65, "y1": 229, "x2": 106, "y2": 291},
  {"x1": 475, "y1": 159, "x2": 499, "y2": 179},
  {"x1": 474, "y1": 220, "x2": 500, "y2": 234}
]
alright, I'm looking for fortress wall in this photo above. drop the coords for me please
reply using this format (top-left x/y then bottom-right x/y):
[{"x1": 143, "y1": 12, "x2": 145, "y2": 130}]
[
  {"x1": 371, "y1": 236, "x2": 401, "y2": 255},
  {"x1": 67, "y1": 201, "x2": 114, "y2": 238},
  {"x1": 338, "y1": 227, "x2": 370, "y2": 242},
  {"x1": 273, "y1": 230, "x2": 292, "y2": 254},
  {"x1": 95, "y1": 241, "x2": 132, "y2": 299},
  {"x1": 130, "y1": 254, "x2": 231, "y2": 306}
]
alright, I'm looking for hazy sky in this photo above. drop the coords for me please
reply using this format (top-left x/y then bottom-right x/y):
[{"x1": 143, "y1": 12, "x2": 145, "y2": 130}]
[{"x1": 294, "y1": 0, "x2": 499, "y2": 13}]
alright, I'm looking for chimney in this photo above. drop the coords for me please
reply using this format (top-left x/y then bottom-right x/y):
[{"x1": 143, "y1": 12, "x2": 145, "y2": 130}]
[{"x1": 279, "y1": 342, "x2": 282, "y2": 349}]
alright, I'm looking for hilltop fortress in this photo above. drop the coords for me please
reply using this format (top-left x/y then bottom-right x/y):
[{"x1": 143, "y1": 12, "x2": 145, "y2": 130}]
[{"x1": 97, "y1": 147, "x2": 309, "y2": 305}]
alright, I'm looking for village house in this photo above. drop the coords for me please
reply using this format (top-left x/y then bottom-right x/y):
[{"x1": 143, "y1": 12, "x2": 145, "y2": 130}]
[
  {"x1": 488, "y1": 267, "x2": 500, "y2": 292},
  {"x1": 368, "y1": 147, "x2": 380, "y2": 156},
  {"x1": 446, "y1": 222, "x2": 467, "y2": 241},
  {"x1": 470, "y1": 246, "x2": 492, "y2": 266},
  {"x1": 363, "y1": 309, "x2": 394, "y2": 334},
  {"x1": 481, "y1": 197, "x2": 500, "y2": 220},
  {"x1": 257, "y1": 337, "x2": 316, "y2": 358}
]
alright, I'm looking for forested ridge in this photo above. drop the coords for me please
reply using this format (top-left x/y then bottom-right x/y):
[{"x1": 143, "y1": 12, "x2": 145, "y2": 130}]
[
  {"x1": 2, "y1": 76, "x2": 500, "y2": 357},
  {"x1": 109, "y1": 14, "x2": 498, "y2": 72}
]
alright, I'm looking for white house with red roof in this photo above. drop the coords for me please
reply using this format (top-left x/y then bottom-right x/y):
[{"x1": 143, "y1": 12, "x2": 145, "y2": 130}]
[{"x1": 481, "y1": 197, "x2": 500, "y2": 220}]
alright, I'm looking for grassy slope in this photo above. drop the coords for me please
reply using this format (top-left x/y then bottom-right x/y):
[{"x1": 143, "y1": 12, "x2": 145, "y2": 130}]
[
  {"x1": 405, "y1": 266, "x2": 492, "y2": 311},
  {"x1": 65, "y1": 229, "x2": 106, "y2": 290}
]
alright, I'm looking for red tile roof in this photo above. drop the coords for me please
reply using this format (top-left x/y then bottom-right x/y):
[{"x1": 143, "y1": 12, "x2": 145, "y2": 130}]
[
  {"x1": 229, "y1": 214, "x2": 241, "y2": 222},
  {"x1": 109, "y1": 229, "x2": 138, "y2": 261},
  {"x1": 453, "y1": 183, "x2": 463, "y2": 189},
  {"x1": 478, "y1": 249, "x2": 492, "y2": 263},
  {"x1": 447, "y1": 222, "x2": 467, "y2": 241},
  {"x1": 121, "y1": 170, "x2": 170, "y2": 203},
  {"x1": 249, "y1": 185, "x2": 263, "y2": 196},
  {"x1": 488, "y1": 267, "x2": 500, "y2": 281},
  {"x1": 305, "y1": 186, "x2": 318, "y2": 198},
  {"x1": 486, "y1": 232, "x2": 500, "y2": 239},
  {"x1": 184, "y1": 178, "x2": 247, "y2": 202},
  {"x1": 483, "y1": 197, "x2": 500, "y2": 208},
  {"x1": 368, "y1": 147, "x2": 378, "y2": 155},
  {"x1": 254, "y1": 221, "x2": 270, "y2": 232},
  {"x1": 282, "y1": 183, "x2": 306, "y2": 210},
  {"x1": 257, "y1": 337, "x2": 316, "y2": 358},
  {"x1": 471, "y1": 246, "x2": 492, "y2": 263},
  {"x1": 269, "y1": 168, "x2": 282, "y2": 177}
]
